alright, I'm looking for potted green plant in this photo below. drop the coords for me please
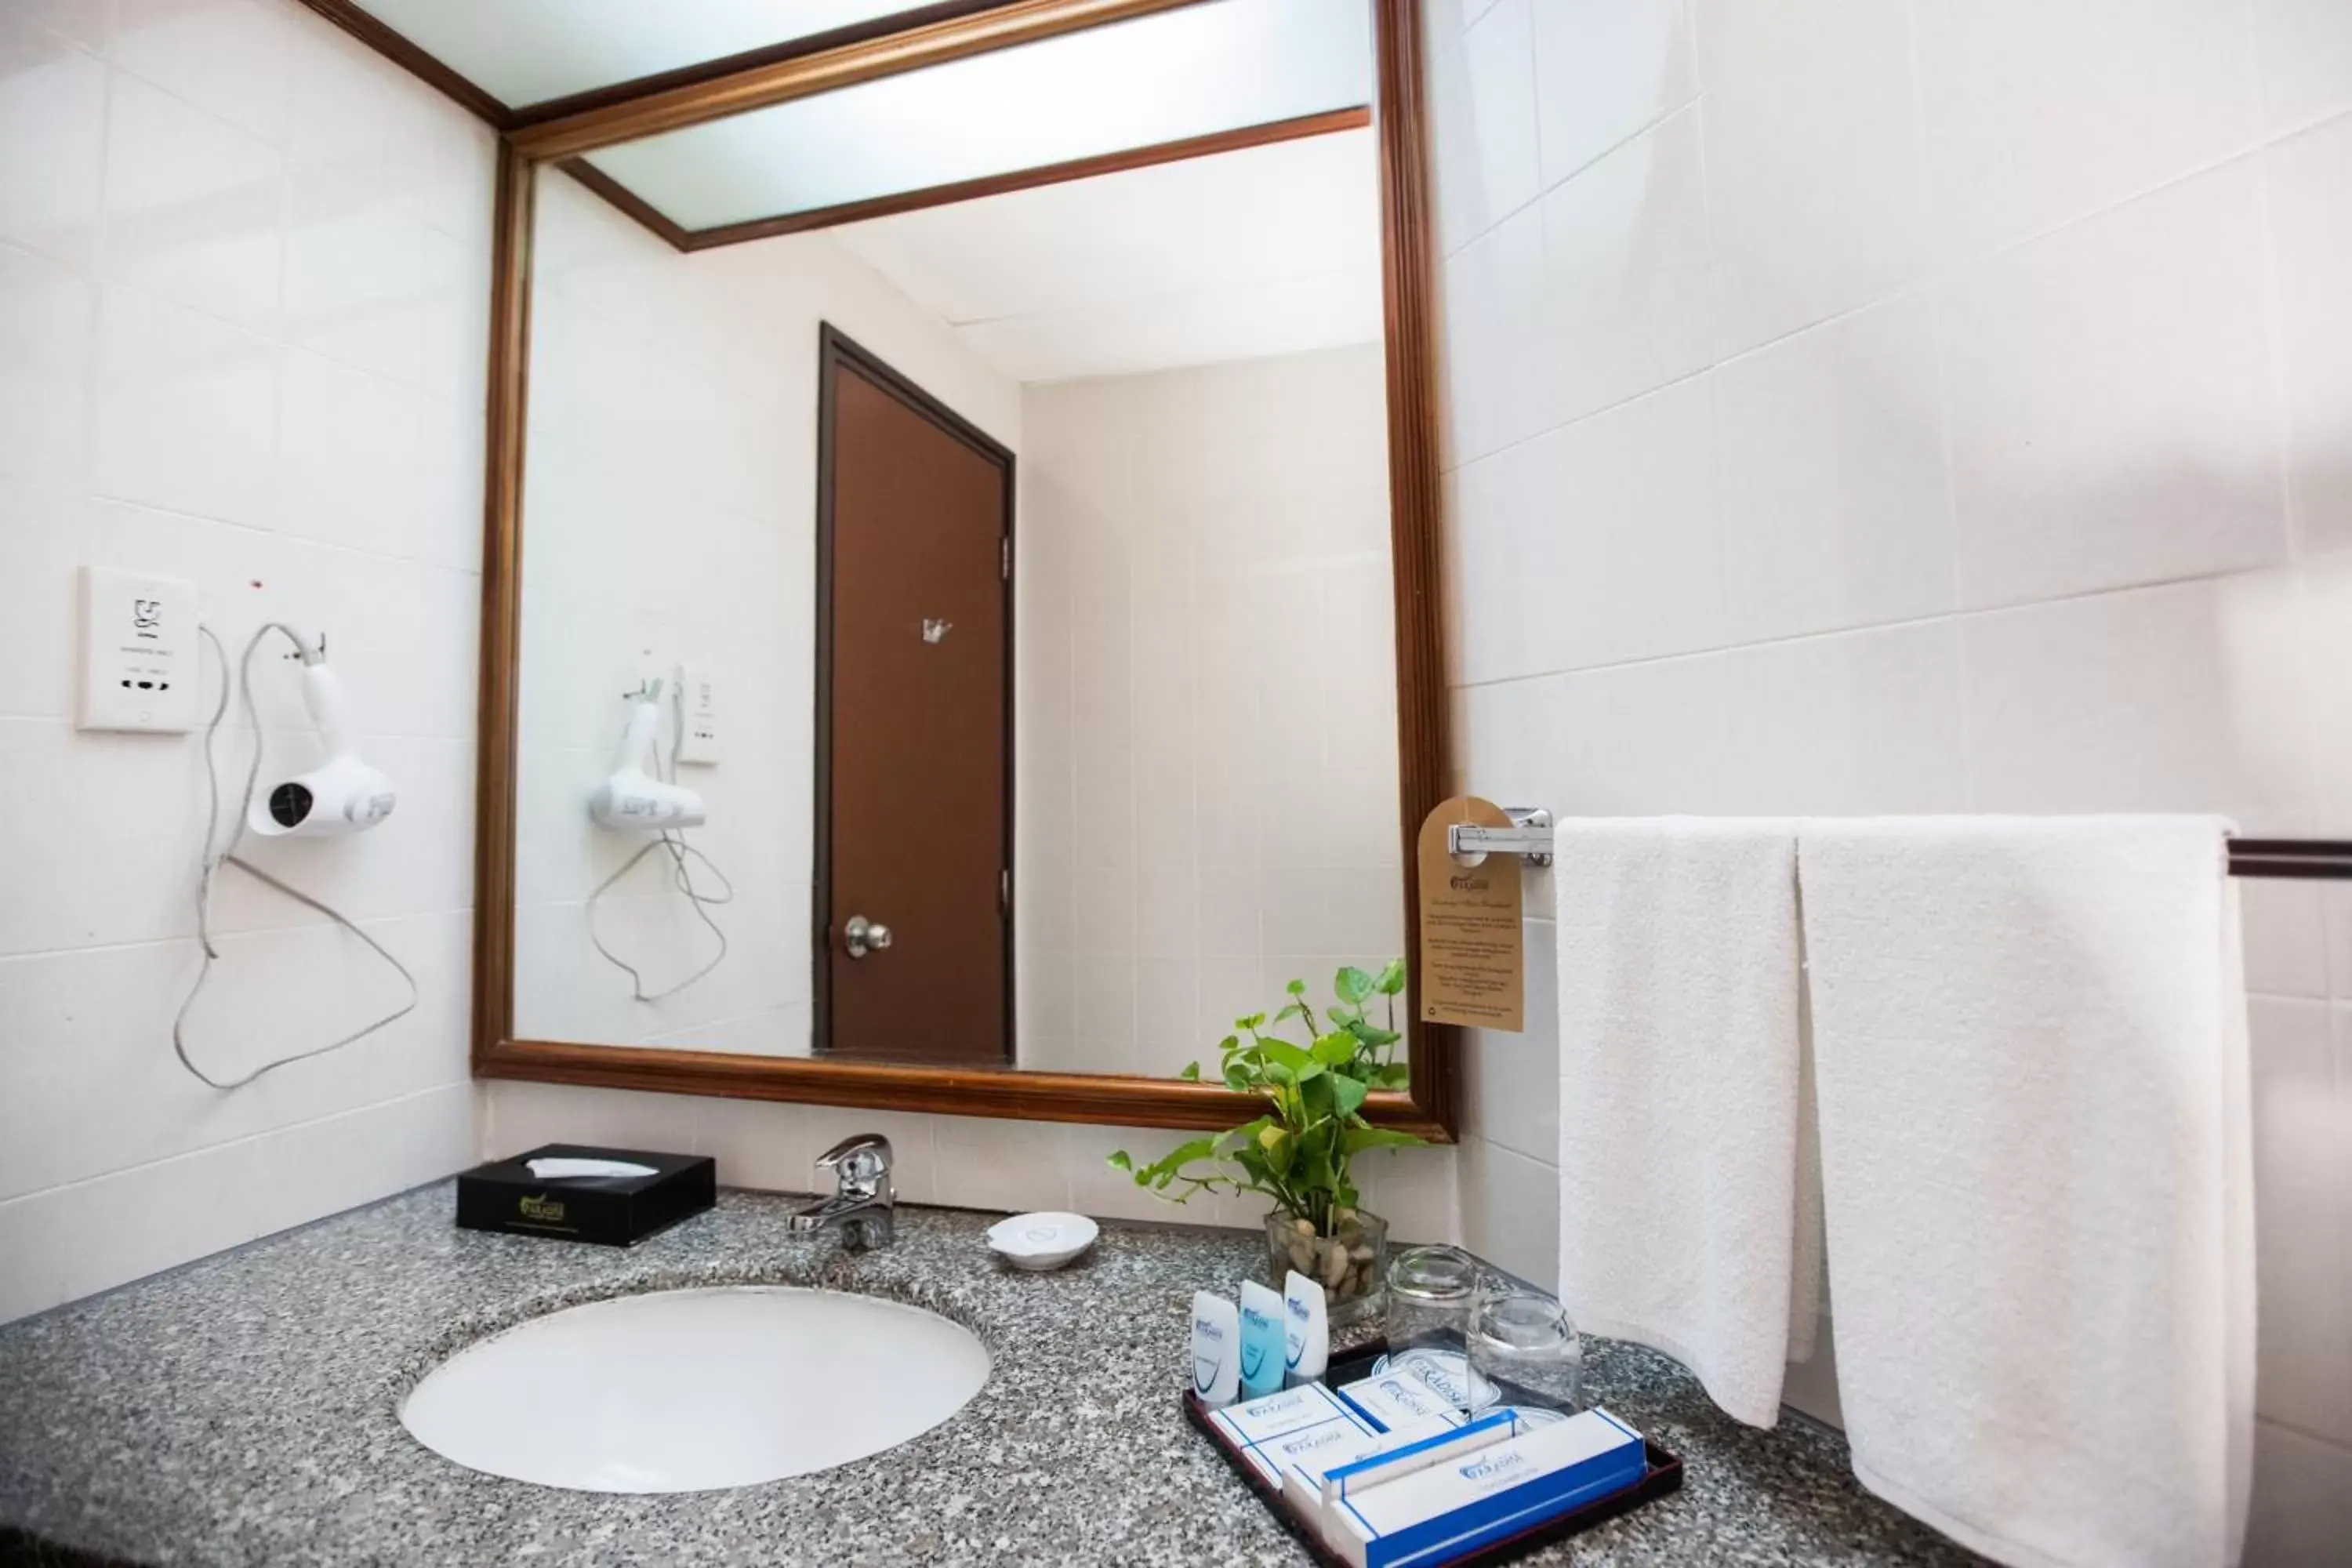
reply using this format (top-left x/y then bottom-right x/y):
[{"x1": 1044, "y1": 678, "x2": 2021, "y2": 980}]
[{"x1": 1109, "y1": 960, "x2": 1422, "y2": 1324}]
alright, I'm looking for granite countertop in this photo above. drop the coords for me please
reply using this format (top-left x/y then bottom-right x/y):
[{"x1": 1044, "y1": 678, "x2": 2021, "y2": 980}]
[{"x1": 0, "y1": 1185, "x2": 1984, "y2": 1567}]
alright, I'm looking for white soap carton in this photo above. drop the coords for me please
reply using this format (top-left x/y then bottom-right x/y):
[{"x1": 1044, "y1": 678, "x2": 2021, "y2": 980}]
[
  {"x1": 1248, "y1": 1403, "x2": 1382, "y2": 1490},
  {"x1": 1336, "y1": 1369, "x2": 1471, "y2": 1433},
  {"x1": 1279, "y1": 1414, "x2": 1467, "y2": 1548},
  {"x1": 1209, "y1": 1382, "x2": 1365, "y2": 1485},
  {"x1": 1323, "y1": 1408, "x2": 1647, "y2": 1568}
]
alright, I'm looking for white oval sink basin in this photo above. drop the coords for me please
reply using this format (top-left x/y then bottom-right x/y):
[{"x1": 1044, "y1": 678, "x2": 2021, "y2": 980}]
[{"x1": 399, "y1": 1286, "x2": 990, "y2": 1493}]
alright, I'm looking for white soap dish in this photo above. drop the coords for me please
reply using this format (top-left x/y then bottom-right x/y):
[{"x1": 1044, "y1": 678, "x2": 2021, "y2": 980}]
[{"x1": 986, "y1": 1211, "x2": 1099, "y2": 1271}]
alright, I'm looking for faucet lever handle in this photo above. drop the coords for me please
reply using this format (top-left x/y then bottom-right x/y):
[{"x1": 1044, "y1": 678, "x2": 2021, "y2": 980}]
[{"x1": 815, "y1": 1132, "x2": 892, "y2": 1192}]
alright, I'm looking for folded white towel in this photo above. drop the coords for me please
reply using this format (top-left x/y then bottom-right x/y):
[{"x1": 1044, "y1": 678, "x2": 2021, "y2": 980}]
[
  {"x1": 1554, "y1": 818, "x2": 1807, "y2": 1428},
  {"x1": 1798, "y1": 817, "x2": 2254, "y2": 1568}
]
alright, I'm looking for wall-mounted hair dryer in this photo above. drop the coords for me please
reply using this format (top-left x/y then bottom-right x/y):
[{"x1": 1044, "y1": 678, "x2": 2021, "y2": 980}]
[
  {"x1": 590, "y1": 681, "x2": 706, "y2": 829},
  {"x1": 247, "y1": 641, "x2": 397, "y2": 837}
]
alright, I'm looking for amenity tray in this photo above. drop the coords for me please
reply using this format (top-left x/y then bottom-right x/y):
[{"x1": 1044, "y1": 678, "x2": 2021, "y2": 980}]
[{"x1": 1181, "y1": 1338, "x2": 1682, "y2": 1568}]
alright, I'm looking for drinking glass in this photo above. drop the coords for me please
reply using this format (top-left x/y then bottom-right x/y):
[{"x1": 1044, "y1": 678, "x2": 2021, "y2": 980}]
[
  {"x1": 1468, "y1": 1290, "x2": 1584, "y2": 1414},
  {"x1": 1383, "y1": 1244, "x2": 1480, "y2": 1356}
]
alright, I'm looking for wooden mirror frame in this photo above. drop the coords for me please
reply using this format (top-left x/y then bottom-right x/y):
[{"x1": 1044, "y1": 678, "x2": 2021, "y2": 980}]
[{"x1": 470, "y1": 0, "x2": 1457, "y2": 1139}]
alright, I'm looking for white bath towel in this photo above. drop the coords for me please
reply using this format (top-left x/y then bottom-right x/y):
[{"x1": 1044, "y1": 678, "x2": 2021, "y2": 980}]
[
  {"x1": 1554, "y1": 818, "x2": 1808, "y2": 1428},
  {"x1": 1798, "y1": 817, "x2": 2254, "y2": 1568}
]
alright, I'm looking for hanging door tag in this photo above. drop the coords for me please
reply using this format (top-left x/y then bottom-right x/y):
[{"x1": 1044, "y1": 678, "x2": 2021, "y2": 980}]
[{"x1": 1415, "y1": 796, "x2": 1525, "y2": 1031}]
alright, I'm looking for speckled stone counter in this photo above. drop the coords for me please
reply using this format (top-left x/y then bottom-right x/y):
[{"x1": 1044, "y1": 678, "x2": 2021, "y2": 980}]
[{"x1": 0, "y1": 1186, "x2": 1985, "y2": 1566}]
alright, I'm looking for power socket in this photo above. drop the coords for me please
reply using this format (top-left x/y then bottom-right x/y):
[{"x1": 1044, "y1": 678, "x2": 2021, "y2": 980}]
[
  {"x1": 77, "y1": 565, "x2": 201, "y2": 733},
  {"x1": 676, "y1": 664, "x2": 720, "y2": 765}
]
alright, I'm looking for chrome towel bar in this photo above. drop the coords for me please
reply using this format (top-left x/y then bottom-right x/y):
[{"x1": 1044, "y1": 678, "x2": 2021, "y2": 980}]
[{"x1": 1448, "y1": 815, "x2": 2352, "y2": 880}]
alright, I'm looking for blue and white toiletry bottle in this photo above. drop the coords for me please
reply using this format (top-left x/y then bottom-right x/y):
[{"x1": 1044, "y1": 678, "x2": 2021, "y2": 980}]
[
  {"x1": 1192, "y1": 1290, "x2": 1240, "y2": 1408},
  {"x1": 1283, "y1": 1269, "x2": 1330, "y2": 1385},
  {"x1": 1238, "y1": 1280, "x2": 1288, "y2": 1399}
]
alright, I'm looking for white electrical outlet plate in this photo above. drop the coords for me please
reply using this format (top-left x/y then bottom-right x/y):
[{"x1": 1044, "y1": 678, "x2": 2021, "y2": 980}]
[
  {"x1": 77, "y1": 565, "x2": 201, "y2": 733},
  {"x1": 676, "y1": 664, "x2": 721, "y2": 765}
]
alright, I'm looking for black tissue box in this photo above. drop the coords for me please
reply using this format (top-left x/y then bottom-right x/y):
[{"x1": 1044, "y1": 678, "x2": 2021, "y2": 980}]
[{"x1": 456, "y1": 1143, "x2": 715, "y2": 1246}]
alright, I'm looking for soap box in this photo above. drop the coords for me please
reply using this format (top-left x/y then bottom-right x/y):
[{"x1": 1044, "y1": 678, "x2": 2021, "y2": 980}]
[
  {"x1": 1325, "y1": 1409, "x2": 1648, "y2": 1568},
  {"x1": 456, "y1": 1144, "x2": 714, "y2": 1246}
]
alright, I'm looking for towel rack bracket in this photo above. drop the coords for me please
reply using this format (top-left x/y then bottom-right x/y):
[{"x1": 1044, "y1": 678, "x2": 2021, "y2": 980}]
[{"x1": 1448, "y1": 807, "x2": 1554, "y2": 868}]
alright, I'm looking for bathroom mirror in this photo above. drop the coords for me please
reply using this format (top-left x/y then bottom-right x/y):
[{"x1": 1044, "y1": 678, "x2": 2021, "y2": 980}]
[{"x1": 476, "y1": 0, "x2": 1454, "y2": 1135}]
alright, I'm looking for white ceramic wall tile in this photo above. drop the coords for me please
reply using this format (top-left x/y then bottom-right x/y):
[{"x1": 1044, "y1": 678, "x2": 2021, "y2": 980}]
[
  {"x1": 1701, "y1": 0, "x2": 1931, "y2": 358},
  {"x1": 111, "y1": 0, "x2": 295, "y2": 146},
  {"x1": 932, "y1": 1117, "x2": 1073, "y2": 1215},
  {"x1": 2242, "y1": 877, "x2": 2331, "y2": 1000},
  {"x1": 0, "y1": 718, "x2": 211, "y2": 954},
  {"x1": 1716, "y1": 619, "x2": 1971, "y2": 815},
  {"x1": 0, "y1": 16, "x2": 106, "y2": 266},
  {"x1": 1533, "y1": 375, "x2": 1726, "y2": 673},
  {"x1": 246, "y1": 1082, "x2": 476, "y2": 1240},
  {"x1": 1939, "y1": 161, "x2": 2288, "y2": 609},
  {"x1": 2248, "y1": 998, "x2": 2352, "y2": 1445},
  {"x1": 38, "y1": 1134, "x2": 267, "y2": 1309},
  {"x1": 269, "y1": 540, "x2": 480, "y2": 739},
  {"x1": 481, "y1": 1080, "x2": 701, "y2": 1165},
  {"x1": 1914, "y1": 0, "x2": 2258, "y2": 263},
  {"x1": 684, "y1": 1097, "x2": 812, "y2": 1192},
  {"x1": 2267, "y1": 113, "x2": 2352, "y2": 557},
  {"x1": 284, "y1": 158, "x2": 426, "y2": 385},
  {"x1": 15, "y1": 0, "x2": 107, "y2": 51},
  {"x1": 12, "y1": 1080, "x2": 465, "y2": 1319},
  {"x1": 1531, "y1": 0, "x2": 1697, "y2": 190},
  {"x1": 2303, "y1": 551, "x2": 2352, "y2": 837},
  {"x1": 1547, "y1": 653, "x2": 1740, "y2": 817},
  {"x1": 1442, "y1": 201, "x2": 1555, "y2": 462},
  {"x1": 1715, "y1": 296, "x2": 1958, "y2": 642},
  {"x1": 1457, "y1": 1136, "x2": 1559, "y2": 1294},
  {"x1": 101, "y1": 71, "x2": 284, "y2": 334},
  {"x1": 2251, "y1": 0, "x2": 2352, "y2": 136},
  {"x1": 1538, "y1": 107, "x2": 1713, "y2": 423},
  {"x1": 0, "y1": 480, "x2": 81, "y2": 720},
  {"x1": 0, "y1": 241, "x2": 92, "y2": 490},
  {"x1": 2245, "y1": 1420, "x2": 2352, "y2": 1568},
  {"x1": 1355, "y1": 1144, "x2": 1458, "y2": 1247},
  {"x1": 1961, "y1": 575, "x2": 2315, "y2": 828},
  {"x1": 277, "y1": 350, "x2": 424, "y2": 557},
  {"x1": 416, "y1": 226, "x2": 488, "y2": 406},
  {"x1": 90, "y1": 281, "x2": 279, "y2": 528},
  {"x1": 1428, "y1": 0, "x2": 1539, "y2": 257},
  {"x1": 1462, "y1": 925, "x2": 1559, "y2": 1164}
]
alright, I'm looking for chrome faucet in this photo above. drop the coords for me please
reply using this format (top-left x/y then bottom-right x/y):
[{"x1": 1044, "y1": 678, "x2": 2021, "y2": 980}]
[{"x1": 787, "y1": 1133, "x2": 895, "y2": 1250}]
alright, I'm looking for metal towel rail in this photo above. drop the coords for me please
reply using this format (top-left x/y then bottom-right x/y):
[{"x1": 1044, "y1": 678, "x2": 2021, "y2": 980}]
[{"x1": 1447, "y1": 813, "x2": 2352, "y2": 880}]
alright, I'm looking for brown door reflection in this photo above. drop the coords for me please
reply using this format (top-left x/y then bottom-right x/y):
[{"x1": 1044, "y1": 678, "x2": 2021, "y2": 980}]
[{"x1": 815, "y1": 326, "x2": 1012, "y2": 1065}]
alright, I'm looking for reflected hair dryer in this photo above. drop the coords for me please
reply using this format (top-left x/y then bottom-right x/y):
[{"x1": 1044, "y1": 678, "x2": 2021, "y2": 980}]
[
  {"x1": 247, "y1": 641, "x2": 397, "y2": 838},
  {"x1": 590, "y1": 681, "x2": 706, "y2": 830}
]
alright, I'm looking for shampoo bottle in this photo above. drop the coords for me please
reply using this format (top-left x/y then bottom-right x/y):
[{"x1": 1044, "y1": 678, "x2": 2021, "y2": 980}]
[
  {"x1": 1238, "y1": 1280, "x2": 1288, "y2": 1399},
  {"x1": 1283, "y1": 1269, "x2": 1330, "y2": 1385},
  {"x1": 1192, "y1": 1290, "x2": 1240, "y2": 1408}
]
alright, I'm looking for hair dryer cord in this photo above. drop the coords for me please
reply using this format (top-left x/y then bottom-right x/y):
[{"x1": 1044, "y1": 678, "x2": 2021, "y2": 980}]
[{"x1": 172, "y1": 625, "x2": 418, "y2": 1091}]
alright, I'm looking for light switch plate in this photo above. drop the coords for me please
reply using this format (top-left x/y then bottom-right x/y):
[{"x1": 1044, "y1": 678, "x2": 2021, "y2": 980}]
[
  {"x1": 77, "y1": 565, "x2": 201, "y2": 733},
  {"x1": 676, "y1": 664, "x2": 720, "y2": 765}
]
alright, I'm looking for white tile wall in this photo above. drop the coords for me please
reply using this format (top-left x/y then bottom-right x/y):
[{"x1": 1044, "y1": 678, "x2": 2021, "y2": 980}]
[
  {"x1": 1426, "y1": 0, "x2": 2352, "y2": 1552},
  {"x1": 1016, "y1": 347, "x2": 1404, "y2": 1080},
  {"x1": 0, "y1": 0, "x2": 495, "y2": 1324}
]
